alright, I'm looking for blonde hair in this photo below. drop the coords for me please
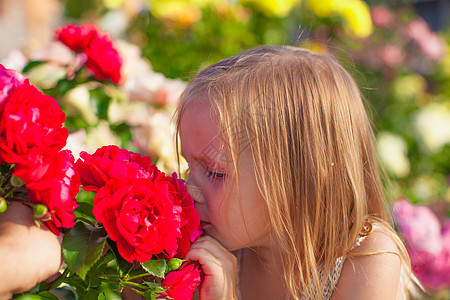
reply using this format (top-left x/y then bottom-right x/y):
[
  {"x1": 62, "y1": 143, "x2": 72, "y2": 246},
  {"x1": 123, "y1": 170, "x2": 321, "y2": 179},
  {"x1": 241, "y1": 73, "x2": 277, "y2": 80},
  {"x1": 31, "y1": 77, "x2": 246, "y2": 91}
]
[{"x1": 176, "y1": 46, "x2": 417, "y2": 299}]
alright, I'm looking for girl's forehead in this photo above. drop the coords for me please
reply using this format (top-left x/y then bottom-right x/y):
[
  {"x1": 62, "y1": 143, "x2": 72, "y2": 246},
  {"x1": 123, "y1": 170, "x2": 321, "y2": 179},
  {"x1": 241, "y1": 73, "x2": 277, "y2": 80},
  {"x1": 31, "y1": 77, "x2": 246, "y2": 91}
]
[{"x1": 179, "y1": 101, "x2": 226, "y2": 160}]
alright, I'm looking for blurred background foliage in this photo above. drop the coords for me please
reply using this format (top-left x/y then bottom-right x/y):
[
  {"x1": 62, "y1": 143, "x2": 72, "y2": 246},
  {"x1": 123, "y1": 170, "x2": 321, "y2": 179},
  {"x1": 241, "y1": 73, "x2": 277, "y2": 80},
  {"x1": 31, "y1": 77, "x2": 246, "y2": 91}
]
[
  {"x1": 1, "y1": 0, "x2": 449, "y2": 297},
  {"x1": 59, "y1": 0, "x2": 450, "y2": 212}
]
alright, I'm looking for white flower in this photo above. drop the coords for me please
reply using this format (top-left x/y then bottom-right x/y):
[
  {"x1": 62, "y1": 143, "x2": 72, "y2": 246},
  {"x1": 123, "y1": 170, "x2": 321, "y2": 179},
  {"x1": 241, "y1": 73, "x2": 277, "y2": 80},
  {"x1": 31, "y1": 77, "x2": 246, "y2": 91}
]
[
  {"x1": 64, "y1": 130, "x2": 90, "y2": 161},
  {"x1": 63, "y1": 84, "x2": 99, "y2": 125},
  {"x1": 414, "y1": 102, "x2": 450, "y2": 152},
  {"x1": 0, "y1": 49, "x2": 27, "y2": 71},
  {"x1": 84, "y1": 120, "x2": 121, "y2": 150},
  {"x1": 132, "y1": 108, "x2": 187, "y2": 174},
  {"x1": 376, "y1": 132, "x2": 410, "y2": 178},
  {"x1": 117, "y1": 40, "x2": 186, "y2": 106}
]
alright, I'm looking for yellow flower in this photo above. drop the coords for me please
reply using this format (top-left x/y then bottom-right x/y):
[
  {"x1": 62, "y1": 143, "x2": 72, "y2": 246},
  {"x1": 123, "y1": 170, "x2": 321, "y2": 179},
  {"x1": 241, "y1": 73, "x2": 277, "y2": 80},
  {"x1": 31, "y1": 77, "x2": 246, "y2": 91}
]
[
  {"x1": 338, "y1": 0, "x2": 373, "y2": 38},
  {"x1": 307, "y1": 0, "x2": 373, "y2": 38},
  {"x1": 214, "y1": 2, "x2": 252, "y2": 22},
  {"x1": 301, "y1": 40, "x2": 328, "y2": 55},
  {"x1": 103, "y1": 0, "x2": 126, "y2": 10},
  {"x1": 240, "y1": 0, "x2": 301, "y2": 18},
  {"x1": 307, "y1": 0, "x2": 334, "y2": 17},
  {"x1": 150, "y1": 0, "x2": 216, "y2": 26}
]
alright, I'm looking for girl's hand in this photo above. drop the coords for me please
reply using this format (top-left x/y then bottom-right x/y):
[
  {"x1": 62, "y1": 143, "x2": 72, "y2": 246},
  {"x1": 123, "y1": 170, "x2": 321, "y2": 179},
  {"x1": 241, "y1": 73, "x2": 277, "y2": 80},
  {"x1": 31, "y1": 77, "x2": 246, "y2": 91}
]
[
  {"x1": 186, "y1": 236, "x2": 238, "y2": 300},
  {"x1": 0, "y1": 201, "x2": 63, "y2": 299}
]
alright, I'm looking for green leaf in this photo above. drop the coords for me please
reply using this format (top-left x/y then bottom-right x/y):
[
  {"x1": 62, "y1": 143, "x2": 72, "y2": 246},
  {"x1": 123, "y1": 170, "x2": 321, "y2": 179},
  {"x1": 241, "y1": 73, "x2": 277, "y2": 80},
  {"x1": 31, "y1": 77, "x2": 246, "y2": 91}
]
[
  {"x1": 36, "y1": 291, "x2": 59, "y2": 300},
  {"x1": 74, "y1": 202, "x2": 96, "y2": 226},
  {"x1": 143, "y1": 290, "x2": 157, "y2": 300},
  {"x1": 142, "y1": 280, "x2": 161, "y2": 289},
  {"x1": 89, "y1": 89, "x2": 110, "y2": 120},
  {"x1": 62, "y1": 222, "x2": 108, "y2": 280},
  {"x1": 140, "y1": 259, "x2": 167, "y2": 278},
  {"x1": 88, "y1": 249, "x2": 116, "y2": 275},
  {"x1": 107, "y1": 240, "x2": 134, "y2": 276},
  {"x1": 80, "y1": 289, "x2": 101, "y2": 300},
  {"x1": 85, "y1": 274, "x2": 102, "y2": 288},
  {"x1": 22, "y1": 61, "x2": 45, "y2": 73},
  {"x1": 14, "y1": 294, "x2": 44, "y2": 300},
  {"x1": 98, "y1": 292, "x2": 106, "y2": 300}
]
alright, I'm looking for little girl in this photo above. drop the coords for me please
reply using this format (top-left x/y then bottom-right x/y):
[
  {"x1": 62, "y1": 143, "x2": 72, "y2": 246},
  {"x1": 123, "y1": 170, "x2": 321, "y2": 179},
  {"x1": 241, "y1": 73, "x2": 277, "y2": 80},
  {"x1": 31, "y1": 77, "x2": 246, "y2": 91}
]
[{"x1": 177, "y1": 45, "x2": 420, "y2": 300}]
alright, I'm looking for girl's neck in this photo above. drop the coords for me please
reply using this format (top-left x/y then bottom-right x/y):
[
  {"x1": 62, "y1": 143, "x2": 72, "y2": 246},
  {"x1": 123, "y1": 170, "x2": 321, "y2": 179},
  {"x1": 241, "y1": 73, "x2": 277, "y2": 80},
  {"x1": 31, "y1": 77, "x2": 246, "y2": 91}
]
[
  {"x1": 248, "y1": 245, "x2": 284, "y2": 274},
  {"x1": 239, "y1": 247, "x2": 289, "y2": 300}
]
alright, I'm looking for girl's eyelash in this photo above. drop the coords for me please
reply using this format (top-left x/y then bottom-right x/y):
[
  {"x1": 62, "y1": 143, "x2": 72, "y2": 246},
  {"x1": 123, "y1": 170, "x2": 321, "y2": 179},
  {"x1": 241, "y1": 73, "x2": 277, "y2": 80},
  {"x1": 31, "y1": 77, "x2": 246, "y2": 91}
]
[{"x1": 206, "y1": 170, "x2": 226, "y2": 180}]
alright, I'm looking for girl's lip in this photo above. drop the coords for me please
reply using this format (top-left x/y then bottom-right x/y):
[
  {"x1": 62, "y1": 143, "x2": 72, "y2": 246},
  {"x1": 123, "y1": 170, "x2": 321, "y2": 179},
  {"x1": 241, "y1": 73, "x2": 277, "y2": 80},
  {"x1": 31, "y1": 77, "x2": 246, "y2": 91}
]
[{"x1": 200, "y1": 221, "x2": 211, "y2": 227}]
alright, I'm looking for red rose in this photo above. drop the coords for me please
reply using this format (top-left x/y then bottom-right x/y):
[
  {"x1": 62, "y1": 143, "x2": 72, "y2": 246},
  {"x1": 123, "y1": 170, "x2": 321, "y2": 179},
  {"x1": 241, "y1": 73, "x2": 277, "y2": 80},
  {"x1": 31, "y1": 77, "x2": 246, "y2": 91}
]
[
  {"x1": 162, "y1": 263, "x2": 201, "y2": 300},
  {"x1": 84, "y1": 33, "x2": 122, "y2": 84},
  {"x1": 55, "y1": 24, "x2": 122, "y2": 84},
  {"x1": 163, "y1": 173, "x2": 202, "y2": 258},
  {"x1": 55, "y1": 24, "x2": 97, "y2": 51},
  {"x1": 0, "y1": 81, "x2": 68, "y2": 182},
  {"x1": 92, "y1": 177, "x2": 182, "y2": 262},
  {"x1": 0, "y1": 64, "x2": 25, "y2": 108},
  {"x1": 75, "y1": 145, "x2": 156, "y2": 192},
  {"x1": 26, "y1": 150, "x2": 81, "y2": 235}
]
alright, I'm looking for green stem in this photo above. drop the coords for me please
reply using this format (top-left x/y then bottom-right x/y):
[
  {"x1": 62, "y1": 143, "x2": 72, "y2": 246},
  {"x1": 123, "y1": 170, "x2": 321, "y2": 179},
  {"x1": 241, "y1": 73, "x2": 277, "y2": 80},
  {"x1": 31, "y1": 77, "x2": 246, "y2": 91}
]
[
  {"x1": 44, "y1": 267, "x2": 70, "y2": 291},
  {"x1": 99, "y1": 277, "x2": 148, "y2": 290},
  {"x1": 129, "y1": 273, "x2": 152, "y2": 281},
  {"x1": 120, "y1": 280, "x2": 149, "y2": 289}
]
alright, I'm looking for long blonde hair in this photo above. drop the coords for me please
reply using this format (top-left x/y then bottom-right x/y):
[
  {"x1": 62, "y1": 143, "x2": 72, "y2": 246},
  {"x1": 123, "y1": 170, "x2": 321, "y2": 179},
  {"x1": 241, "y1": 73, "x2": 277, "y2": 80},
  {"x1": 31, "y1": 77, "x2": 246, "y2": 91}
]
[{"x1": 176, "y1": 46, "x2": 416, "y2": 299}]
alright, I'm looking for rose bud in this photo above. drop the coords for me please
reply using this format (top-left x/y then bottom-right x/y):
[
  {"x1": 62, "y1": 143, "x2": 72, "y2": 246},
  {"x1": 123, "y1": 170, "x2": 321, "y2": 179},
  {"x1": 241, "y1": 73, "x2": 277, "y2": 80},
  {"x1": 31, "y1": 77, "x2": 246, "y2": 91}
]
[{"x1": 0, "y1": 197, "x2": 7, "y2": 213}]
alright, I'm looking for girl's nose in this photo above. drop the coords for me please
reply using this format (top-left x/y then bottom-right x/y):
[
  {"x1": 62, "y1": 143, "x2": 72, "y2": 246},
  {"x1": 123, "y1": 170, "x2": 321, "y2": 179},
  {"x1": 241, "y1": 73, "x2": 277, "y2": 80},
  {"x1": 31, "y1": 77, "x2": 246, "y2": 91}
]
[{"x1": 186, "y1": 183, "x2": 205, "y2": 204}]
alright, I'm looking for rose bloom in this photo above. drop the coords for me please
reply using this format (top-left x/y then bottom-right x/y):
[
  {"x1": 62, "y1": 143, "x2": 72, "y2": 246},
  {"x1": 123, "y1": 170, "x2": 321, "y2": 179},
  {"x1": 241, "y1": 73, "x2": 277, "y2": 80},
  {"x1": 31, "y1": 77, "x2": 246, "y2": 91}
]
[
  {"x1": 84, "y1": 32, "x2": 122, "y2": 84},
  {"x1": 75, "y1": 145, "x2": 155, "y2": 192},
  {"x1": 162, "y1": 263, "x2": 201, "y2": 300},
  {"x1": 77, "y1": 145, "x2": 202, "y2": 260},
  {"x1": 0, "y1": 81, "x2": 68, "y2": 182},
  {"x1": 163, "y1": 172, "x2": 202, "y2": 258},
  {"x1": 55, "y1": 24, "x2": 122, "y2": 84},
  {"x1": 92, "y1": 177, "x2": 182, "y2": 262},
  {"x1": 26, "y1": 150, "x2": 81, "y2": 235},
  {"x1": 55, "y1": 24, "x2": 97, "y2": 51},
  {"x1": 0, "y1": 64, "x2": 25, "y2": 107}
]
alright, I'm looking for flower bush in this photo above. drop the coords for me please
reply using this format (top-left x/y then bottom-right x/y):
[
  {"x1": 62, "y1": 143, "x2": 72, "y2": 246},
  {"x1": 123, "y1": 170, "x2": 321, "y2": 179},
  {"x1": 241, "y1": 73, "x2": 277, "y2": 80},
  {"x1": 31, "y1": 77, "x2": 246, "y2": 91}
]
[
  {"x1": 0, "y1": 65, "x2": 79, "y2": 235},
  {"x1": 76, "y1": 145, "x2": 201, "y2": 262},
  {"x1": 0, "y1": 23, "x2": 203, "y2": 299},
  {"x1": 393, "y1": 199, "x2": 450, "y2": 291}
]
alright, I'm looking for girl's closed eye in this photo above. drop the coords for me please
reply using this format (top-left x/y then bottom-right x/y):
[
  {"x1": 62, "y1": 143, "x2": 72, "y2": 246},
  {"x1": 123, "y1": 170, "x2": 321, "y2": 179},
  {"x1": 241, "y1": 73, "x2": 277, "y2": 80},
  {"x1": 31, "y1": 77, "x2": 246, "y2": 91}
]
[{"x1": 206, "y1": 169, "x2": 226, "y2": 180}]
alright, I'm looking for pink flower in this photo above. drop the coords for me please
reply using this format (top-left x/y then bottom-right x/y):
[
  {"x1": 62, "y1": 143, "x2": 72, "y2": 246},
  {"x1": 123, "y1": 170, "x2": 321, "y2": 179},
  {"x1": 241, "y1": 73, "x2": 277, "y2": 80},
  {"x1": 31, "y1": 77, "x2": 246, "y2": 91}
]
[
  {"x1": 162, "y1": 263, "x2": 201, "y2": 300},
  {"x1": 371, "y1": 5, "x2": 394, "y2": 28},
  {"x1": 405, "y1": 18, "x2": 446, "y2": 61},
  {"x1": 0, "y1": 64, "x2": 25, "y2": 108},
  {"x1": 392, "y1": 198, "x2": 442, "y2": 254},
  {"x1": 392, "y1": 198, "x2": 450, "y2": 290},
  {"x1": 378, "y1": 44, "x2": 405, "y2": 67}
]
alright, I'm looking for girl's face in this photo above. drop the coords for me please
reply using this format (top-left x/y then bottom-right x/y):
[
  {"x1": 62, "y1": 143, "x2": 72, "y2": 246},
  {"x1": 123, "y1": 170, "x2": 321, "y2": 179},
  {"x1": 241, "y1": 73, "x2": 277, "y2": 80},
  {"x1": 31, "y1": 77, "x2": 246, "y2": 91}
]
[{"x1": 179, "y1": 99, "x2": 271, "y2": 251}]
